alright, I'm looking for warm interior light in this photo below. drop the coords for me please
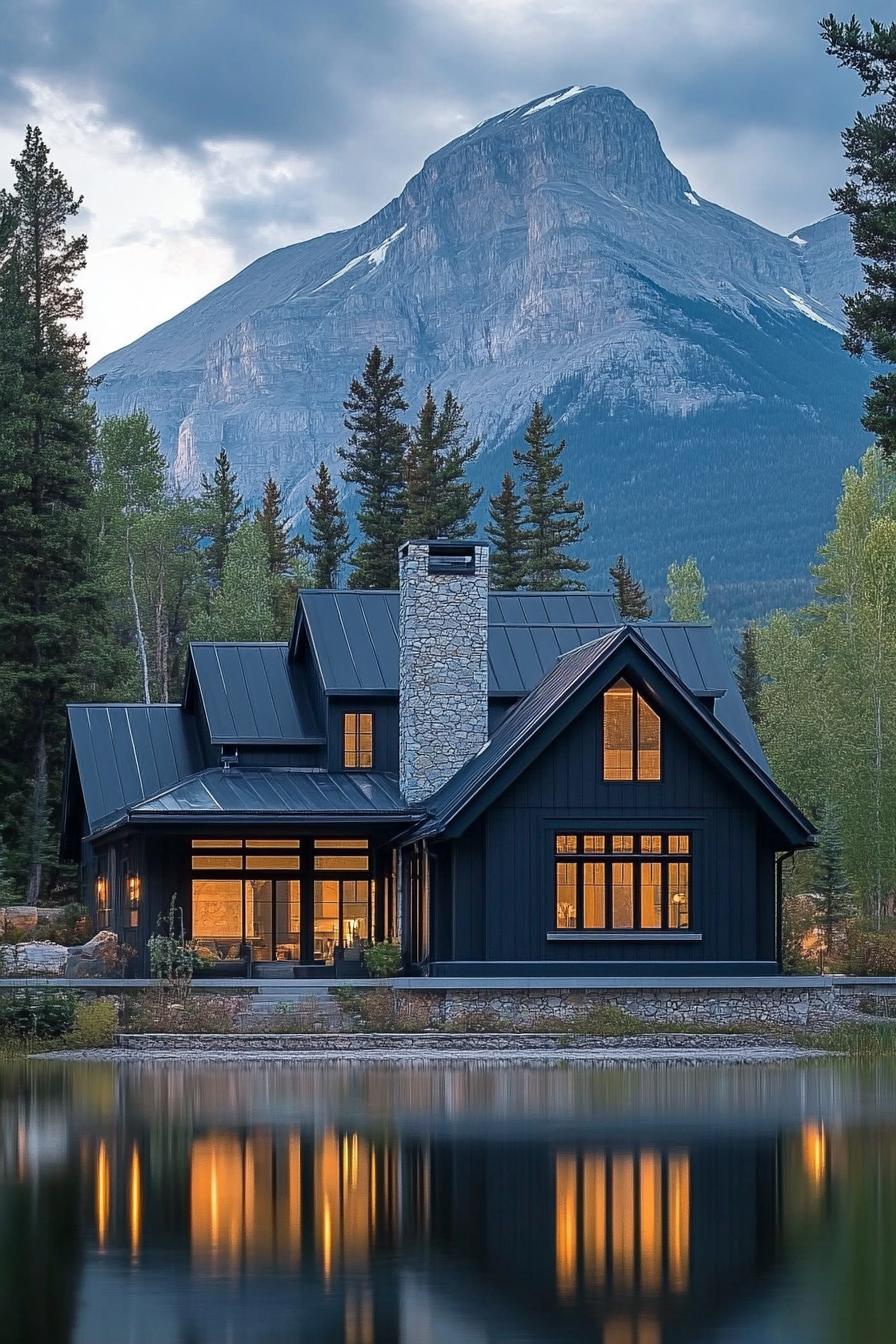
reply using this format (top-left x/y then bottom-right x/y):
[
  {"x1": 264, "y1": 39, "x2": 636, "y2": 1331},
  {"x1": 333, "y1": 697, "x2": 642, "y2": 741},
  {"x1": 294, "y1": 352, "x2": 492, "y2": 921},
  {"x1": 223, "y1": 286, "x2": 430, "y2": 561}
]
[{"x1": 127, "y1": 874, "x2": 141, "y2": 927}]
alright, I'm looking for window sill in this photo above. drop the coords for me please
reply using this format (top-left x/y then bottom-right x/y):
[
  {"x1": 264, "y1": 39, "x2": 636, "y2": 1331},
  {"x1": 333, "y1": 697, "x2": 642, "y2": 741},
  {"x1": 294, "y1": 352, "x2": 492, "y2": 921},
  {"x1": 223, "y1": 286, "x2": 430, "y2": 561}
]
[{"x1": 547, "y1": 931, "x2": 702, "y2": 943}]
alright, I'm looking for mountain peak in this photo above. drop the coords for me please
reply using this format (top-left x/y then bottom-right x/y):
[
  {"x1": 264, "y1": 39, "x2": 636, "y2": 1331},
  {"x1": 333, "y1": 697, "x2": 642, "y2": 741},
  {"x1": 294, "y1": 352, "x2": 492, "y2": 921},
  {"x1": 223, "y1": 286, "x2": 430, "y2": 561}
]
[{"x1": 420, "y1": 84, "x2": 690, "y2": 206}]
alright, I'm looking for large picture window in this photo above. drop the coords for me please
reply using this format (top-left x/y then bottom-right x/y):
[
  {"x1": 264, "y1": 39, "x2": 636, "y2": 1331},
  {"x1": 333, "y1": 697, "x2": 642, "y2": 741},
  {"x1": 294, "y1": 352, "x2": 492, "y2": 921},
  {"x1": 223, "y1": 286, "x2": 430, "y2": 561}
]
[
  {"x1": 603, "y1": 679, "x2": 661, "y2": 781},
  {"x1": 554, "y1": 833, "x2": 690, "y2": 930}
]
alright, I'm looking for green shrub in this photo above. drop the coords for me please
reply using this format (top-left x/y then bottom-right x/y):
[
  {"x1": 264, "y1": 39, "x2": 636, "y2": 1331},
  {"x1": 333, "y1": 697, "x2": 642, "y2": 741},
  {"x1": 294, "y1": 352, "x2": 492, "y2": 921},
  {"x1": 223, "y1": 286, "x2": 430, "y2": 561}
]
[
  {"x1": 843, "y1": 923, "x2": 896, "y2": 977},
  {"x1": 38, "y1": 903, "x2": 90, "y2": 947},
  {"x1": 67, "y1": 997, "x2": 118, "y2": 1048},
  {"x1": 336, "y1": 987, "x2": 432, "y2": 1032},
  {"x1": 0, "y1": 989, "x2": 77, "y2": 1038},
  {"x1": 362, "y1": 940, "x2": 403, "y2": 978},
  {"x1": 124, "y1": 990, "x2": 239, "y2": 1034}
]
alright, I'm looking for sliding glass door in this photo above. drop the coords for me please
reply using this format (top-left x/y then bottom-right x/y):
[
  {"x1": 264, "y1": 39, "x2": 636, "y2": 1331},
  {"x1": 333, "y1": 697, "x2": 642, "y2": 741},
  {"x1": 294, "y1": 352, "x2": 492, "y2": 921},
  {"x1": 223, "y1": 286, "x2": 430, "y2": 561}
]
[{"x1": 191, "y1": 837, "x2": 373, "y2": 967}]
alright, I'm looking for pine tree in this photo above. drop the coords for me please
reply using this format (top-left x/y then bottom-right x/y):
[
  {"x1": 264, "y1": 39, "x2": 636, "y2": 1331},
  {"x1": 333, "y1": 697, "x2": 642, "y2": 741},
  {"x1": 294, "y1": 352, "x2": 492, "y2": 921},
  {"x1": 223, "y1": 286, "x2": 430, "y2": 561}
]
[
  {"x1": 302, "y1": 462, "x2": 351, "y2": 588},
  {"x1": 734, "y1": 623, "x2": 762, "y2": 726},
  {"x1": 821, "y1": 17, "x2": 896, "y2": 457},
  {"x1": 0, "y1": 126, "x2": 102, "y2": 900},
  {"x1": 195, "y1": 521, "x2": 277, "y2": 641},
  {"x1": 812, "y1": 799, "x2": 852, "y2": 971},
  {"x1": 405, "y1": 386, "x2": 482, "y2": 539},
  {"x1": 338, "y1": 347, "x2": 408, "y2": 588},
  {"x1": 609, "y1": 554, "x2": 652, "y2": 620},
  {"x1": 485, "y1": 473, "x2": 527, "y2": 590},
  {"x1": 665, "y1": 556, "x2": 709, "y2": 623},
  {"x1": 200, "y1": 447, "x2": 245, "y2": 586},
  {"x1": 255, "y1": 476, "x2": 296, "y2": 577},
  {"x1": 514, "y1": 402, "x2": 589, "y2": 590}
]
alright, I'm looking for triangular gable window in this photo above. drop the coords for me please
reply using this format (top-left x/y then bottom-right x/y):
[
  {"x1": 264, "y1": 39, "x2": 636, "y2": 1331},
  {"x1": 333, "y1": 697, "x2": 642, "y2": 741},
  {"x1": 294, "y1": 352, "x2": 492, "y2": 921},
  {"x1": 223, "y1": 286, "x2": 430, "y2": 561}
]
[{"x1": 603, "y1": 678, "x2": 661, "y2": 781}]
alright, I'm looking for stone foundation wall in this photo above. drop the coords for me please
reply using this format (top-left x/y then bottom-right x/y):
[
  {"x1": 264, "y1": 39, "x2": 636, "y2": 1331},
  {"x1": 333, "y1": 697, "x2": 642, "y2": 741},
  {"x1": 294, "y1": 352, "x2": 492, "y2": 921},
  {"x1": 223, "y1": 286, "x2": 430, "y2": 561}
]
[{"x1": 340, "y1": 985, "x2": 845, "y2": 1029}]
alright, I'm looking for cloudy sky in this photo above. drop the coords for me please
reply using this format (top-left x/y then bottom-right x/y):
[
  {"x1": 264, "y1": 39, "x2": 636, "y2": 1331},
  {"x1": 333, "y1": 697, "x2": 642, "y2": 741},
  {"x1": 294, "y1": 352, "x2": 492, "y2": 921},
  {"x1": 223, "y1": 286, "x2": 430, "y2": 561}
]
[{"x1": 0, "y1": 0, "x2": 871, "y2": 360}]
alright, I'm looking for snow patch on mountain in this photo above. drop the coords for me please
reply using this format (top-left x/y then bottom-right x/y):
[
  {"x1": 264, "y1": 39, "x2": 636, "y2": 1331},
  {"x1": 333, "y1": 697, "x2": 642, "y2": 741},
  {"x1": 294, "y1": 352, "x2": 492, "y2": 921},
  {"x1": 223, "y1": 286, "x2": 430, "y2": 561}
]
[
  {"x1": 312, "y1": 225, "x2": 406, "y2": 292},
  {"x1": 522, "y1": 86, "x2": 586, "y2": 117},
  {"x1": 684, "y1": 192, "x2": 700, "y2": 207},
  {"x1": 780, "y1": 287, "x2": 842, "y2": 333},
  {"x1": 790, "y1": 234, "x2": 807, "y2": 247}
]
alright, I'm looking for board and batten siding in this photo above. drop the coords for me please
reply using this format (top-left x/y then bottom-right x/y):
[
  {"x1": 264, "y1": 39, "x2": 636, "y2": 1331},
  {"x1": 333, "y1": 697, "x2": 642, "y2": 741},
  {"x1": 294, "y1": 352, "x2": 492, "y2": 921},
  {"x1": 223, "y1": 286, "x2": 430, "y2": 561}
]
[{"x1": 440, "y1": 695, "x2": 776, "y2": 970}]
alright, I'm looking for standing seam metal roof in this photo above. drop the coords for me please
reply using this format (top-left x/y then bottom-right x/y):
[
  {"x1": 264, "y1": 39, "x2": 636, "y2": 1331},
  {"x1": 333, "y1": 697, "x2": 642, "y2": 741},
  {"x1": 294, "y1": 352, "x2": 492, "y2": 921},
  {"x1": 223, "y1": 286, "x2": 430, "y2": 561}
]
[
  {"x1": 186, "y1": 642, "x2": 323, "y2": 743},
  {"x1": 67, "y1": 704, "x2": 201, "y2": 833},
  {"x1": 128, "y1": 768, "x2": 409, "y2": 820}
]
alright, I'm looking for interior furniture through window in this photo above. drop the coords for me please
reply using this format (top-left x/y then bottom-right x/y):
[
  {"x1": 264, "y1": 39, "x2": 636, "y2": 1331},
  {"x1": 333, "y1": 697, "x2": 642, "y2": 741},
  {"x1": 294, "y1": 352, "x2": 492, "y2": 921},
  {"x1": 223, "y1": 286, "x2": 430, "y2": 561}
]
[
  {"x1": 555, "y1": 833, "x2": 690, "y2": 931},
  {"x1": 191, "y1": 837, "x2": 374, "y2": 965}
]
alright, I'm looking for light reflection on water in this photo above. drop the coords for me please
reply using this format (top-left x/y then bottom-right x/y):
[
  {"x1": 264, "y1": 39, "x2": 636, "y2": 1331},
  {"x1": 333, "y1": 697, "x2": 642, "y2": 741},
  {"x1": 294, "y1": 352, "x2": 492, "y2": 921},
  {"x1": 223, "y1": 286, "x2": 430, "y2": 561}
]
[{"x1": 1, "y1": 1059, "x2": 896, "y2": 1343}]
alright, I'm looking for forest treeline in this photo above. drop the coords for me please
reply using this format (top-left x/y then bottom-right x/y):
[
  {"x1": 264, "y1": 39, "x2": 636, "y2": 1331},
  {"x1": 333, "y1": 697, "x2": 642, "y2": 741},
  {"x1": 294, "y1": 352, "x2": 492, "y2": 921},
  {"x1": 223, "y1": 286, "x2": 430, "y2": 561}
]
[{"x1": 3, "y1": 7, "x2": 896, "y2": 945}]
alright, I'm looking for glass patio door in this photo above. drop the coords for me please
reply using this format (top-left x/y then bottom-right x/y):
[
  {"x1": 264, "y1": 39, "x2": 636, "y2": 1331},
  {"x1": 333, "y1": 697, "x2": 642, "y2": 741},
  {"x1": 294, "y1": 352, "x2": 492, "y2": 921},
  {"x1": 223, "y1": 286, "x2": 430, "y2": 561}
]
[
  {"x1": 244, "y1": 879, "x2": 301, "y2": 962},
  {"x1": 313, "y1": 879, "x2": 372, "y2": 965},
  {"x1": 274, "y1": 880, "x2": 301, "y2": 962}
]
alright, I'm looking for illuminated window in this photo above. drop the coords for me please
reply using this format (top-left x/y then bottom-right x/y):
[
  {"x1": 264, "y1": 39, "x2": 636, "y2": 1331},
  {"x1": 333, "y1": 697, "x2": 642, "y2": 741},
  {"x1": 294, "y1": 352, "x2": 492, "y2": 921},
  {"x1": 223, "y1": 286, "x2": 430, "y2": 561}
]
[
  {"x1": 554, "y1": 834, "x2": 691, "y2": 930},
  {"x1": 343, "y1": 713, "x2": 374, "y2": 769},
  {"x1": 602, "y1": 679, "x2": 662, "y2": 781},
  {"x1": 95, "y1": 873, "x2": 111, "y2": 930}
]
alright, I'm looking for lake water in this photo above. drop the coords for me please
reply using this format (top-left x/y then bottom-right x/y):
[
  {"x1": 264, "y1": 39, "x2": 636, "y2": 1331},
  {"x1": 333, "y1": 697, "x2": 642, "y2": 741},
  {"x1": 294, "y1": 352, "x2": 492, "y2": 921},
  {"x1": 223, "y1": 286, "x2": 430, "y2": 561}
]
[{"x1": 2, "y1": 1057, "x2": 895, "y2": 1343}]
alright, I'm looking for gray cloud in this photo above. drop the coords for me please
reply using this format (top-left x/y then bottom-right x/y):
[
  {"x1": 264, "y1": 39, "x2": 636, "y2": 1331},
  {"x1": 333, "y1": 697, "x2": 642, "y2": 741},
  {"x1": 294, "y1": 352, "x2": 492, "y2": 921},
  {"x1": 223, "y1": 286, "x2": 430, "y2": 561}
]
[{"x1": 0, "y1": 1, "x2": 876, "y2": 277}]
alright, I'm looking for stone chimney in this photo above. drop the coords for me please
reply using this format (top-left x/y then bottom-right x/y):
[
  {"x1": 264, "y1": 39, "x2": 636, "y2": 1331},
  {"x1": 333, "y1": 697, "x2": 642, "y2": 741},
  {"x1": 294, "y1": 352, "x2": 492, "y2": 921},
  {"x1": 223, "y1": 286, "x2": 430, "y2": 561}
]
[{"x1": 399, "y1": 540, "x2": 490, "y2": 804}]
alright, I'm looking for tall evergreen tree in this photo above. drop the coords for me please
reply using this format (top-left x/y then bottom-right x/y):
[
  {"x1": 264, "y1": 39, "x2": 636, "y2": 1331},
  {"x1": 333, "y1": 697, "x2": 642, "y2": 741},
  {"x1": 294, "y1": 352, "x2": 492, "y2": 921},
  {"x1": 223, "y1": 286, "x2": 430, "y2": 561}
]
[
  {"x1": 200, "y1": 447, "x2": 244, "y2": 586},
  {"x1": 0, "y1": 126, "x2": 102, "y2": 900},
  {"x1": 514, "y1": 402, "x2": 589, "y2": 590},
  {"x1": 405, "y1": 386, "x2": 482, "y2": 539},
  {"x1": 302, "y1": 462, "x2": 351, "y2": 588},
  {"x1": 821, "y1": 16, "x2": 896, "y2": 457},
  {"x1": 195, "y1": 520, "x2": 277, "y2": 642},
  {"x1": 609, "y1": 554, "x2": 652, "y2": 620},
  {"x1": 485, "y1": 472, "x2": 527, "y2": 590},
  {"x1": 338, "y1": 346, "x2": 408, "y2": 588},
  {"x1": 665, "y1": 556, "x2": 709, "y2": 622},
  {"x1": 255, "y1": 476, "x2": 296, "y2": 577},
  {"x1": 734, "y1": 623, "x2": 763, "y2": 726},
  {"x1": 812, "y1": 800, "x2": 852, "y2": 971}
]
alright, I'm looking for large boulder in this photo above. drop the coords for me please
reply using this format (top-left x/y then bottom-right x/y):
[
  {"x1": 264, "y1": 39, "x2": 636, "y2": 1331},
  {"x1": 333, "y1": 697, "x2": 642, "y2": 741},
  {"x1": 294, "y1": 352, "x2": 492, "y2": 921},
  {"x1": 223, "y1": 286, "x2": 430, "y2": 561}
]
[
  {"x1": 65, "y1": 930, "x2": 120, "y2": 979},
  {"x1": 0, "y1": 941, "x2": 68, "y2": 975}
]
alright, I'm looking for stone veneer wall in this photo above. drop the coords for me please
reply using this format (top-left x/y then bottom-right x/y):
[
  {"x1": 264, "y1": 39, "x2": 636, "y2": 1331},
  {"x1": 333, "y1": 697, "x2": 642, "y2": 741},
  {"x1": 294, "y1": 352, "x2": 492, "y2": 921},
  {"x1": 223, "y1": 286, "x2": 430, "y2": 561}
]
[
  {"x1": 398, "y1": 541, "x2": 490, "y2": 803},
  {"x1": 346, "y1": 986, "x2": 849, "y2": 1029}
]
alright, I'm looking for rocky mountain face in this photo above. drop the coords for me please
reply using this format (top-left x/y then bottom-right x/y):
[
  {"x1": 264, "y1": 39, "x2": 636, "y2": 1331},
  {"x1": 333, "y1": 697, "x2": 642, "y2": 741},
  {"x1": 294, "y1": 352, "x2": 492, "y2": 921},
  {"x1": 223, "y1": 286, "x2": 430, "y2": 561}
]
[{"x1": 91, "y1": 85, "x2": 870, "y2": 626}]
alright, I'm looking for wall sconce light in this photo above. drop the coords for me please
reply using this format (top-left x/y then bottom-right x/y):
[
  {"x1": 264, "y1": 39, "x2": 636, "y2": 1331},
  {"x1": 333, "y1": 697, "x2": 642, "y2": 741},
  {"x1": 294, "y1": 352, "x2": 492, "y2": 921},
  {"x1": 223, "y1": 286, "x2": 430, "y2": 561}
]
[{"x1": 128, "y1": 874, "x2": 141, "y2": 927}]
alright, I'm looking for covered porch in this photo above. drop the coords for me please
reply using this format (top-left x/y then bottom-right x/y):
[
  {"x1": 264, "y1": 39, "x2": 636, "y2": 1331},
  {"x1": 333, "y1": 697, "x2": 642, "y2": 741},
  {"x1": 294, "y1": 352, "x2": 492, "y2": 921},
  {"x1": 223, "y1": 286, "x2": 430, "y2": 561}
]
[{"x1": 80, "y1": 765, "x2": 415, "y2": 977}]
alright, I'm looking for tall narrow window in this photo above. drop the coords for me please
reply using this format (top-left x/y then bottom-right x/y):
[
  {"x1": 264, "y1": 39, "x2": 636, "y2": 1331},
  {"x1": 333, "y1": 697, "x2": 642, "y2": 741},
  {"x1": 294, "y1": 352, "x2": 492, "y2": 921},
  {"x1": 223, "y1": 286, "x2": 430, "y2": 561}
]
[
  {"x1": 602, "y1": 679, "x2": 661, "y2": 781},
  {"x1": 343, "y1": 712, "x2": 374, "y2": 769},
  {"x1": 603, "y1": 680, "x2": 633, "y2": 780}
]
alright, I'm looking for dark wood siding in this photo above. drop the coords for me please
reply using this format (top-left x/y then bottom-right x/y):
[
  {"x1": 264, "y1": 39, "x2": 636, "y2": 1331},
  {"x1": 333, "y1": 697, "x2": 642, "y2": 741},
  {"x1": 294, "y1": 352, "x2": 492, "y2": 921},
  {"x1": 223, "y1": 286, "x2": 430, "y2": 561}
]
[{"x1": 442, "y1": 698, "x2": 777, "y2": 971}]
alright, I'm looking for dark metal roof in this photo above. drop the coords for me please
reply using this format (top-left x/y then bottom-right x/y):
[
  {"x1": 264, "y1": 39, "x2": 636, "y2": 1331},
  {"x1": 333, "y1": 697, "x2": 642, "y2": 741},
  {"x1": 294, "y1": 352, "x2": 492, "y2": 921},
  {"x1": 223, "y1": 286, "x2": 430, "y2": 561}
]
[
  {"x1": 413, "y1": 627, "x2": 814, "y2": 844},
  {"x1": 128, "y1": 768, "x2": 409, "y2": 822},
  {"x1": 67, "y1": 704, "x2": 201, "y2": 834},
  {"x1": 295, "y1": 589, "x2": 618, "y2": 695},
  {"x1": 293, "y1": 589, "x2": 760, "y2": 762},
  {"x1": 186, "y1": 642, "x2": 324, "y2": 744}
]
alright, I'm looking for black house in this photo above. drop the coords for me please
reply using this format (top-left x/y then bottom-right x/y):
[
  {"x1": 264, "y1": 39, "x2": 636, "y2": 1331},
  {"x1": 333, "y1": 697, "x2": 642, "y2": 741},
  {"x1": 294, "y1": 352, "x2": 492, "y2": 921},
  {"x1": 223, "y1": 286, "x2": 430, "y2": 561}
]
[{"x1": 61, "y1": 540, "x2": 814, "y2": 976}]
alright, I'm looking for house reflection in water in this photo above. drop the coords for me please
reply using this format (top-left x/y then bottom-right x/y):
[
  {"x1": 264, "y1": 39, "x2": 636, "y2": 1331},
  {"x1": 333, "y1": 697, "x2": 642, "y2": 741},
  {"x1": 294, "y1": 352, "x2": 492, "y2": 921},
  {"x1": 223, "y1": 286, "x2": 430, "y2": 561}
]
[{"x1": 72, "y1": 1116, "x2": 836, "y2": 1344}]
